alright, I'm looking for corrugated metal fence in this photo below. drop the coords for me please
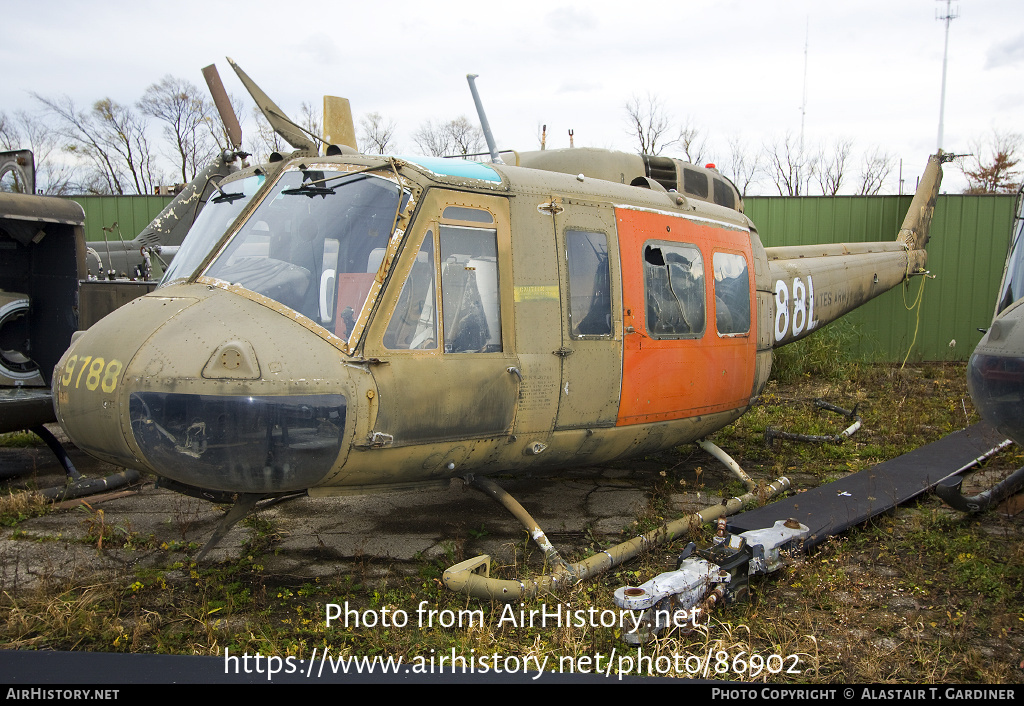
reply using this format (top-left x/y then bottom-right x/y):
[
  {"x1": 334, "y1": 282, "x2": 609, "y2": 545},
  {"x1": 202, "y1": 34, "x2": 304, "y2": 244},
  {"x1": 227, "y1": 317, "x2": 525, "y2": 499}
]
[
  {"x1": 745, "y1": 194, "x2": 1015, "y2": 362},
  {"x1": 68, "y1": 195, "x2": 173, "y2": 245},
  {"x1": 67, "y1": 193, "x2": 1016, "y2": 362}
]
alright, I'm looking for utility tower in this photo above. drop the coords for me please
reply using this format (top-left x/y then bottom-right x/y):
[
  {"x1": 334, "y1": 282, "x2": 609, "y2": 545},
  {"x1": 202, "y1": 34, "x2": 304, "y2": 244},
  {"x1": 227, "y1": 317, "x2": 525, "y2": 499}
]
[{"x1": 936, "y1": 0, "x2": 960, "y2": 151}]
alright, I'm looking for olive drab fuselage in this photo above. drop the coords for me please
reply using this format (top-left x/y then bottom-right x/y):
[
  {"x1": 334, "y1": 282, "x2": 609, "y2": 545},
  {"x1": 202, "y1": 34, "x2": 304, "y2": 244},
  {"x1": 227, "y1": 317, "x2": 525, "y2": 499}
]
[{"x1": 53, "y1": 151, "x2": 943, "y2": 498}]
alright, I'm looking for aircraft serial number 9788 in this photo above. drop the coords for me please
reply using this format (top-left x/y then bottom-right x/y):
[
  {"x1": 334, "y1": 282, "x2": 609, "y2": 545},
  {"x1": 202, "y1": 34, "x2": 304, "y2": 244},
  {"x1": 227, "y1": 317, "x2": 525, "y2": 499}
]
[{"x1": 59, "y1": 355, "x2": 124, "y2": 394}]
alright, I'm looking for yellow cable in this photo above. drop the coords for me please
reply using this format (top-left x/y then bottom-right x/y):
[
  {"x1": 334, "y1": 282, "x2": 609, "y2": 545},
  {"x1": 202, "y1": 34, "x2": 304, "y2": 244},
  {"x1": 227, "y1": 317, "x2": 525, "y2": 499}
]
[{"x1": 900, "y1": 272, "x2": 927, "y2": 369}]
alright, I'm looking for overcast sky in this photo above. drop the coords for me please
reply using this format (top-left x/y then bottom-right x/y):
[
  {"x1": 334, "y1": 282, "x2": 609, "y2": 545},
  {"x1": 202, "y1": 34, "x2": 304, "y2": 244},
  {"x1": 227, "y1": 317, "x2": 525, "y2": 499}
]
[{"x1": 3, "y1": 0, "x2": 1021, "y2": 194}]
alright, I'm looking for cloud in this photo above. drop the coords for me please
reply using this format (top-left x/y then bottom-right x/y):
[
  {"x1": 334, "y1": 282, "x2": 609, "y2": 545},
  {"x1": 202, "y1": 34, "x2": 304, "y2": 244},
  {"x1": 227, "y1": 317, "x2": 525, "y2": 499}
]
[
  {"x1": 985, "y1": 33, "x2": 1024, "y2": 69},
  {"x1": 557, "y1": 81, "x2": 603, "y2": 94},
  {"x1": 545, "y1": 6, "x2": 599, "y2": 32}
]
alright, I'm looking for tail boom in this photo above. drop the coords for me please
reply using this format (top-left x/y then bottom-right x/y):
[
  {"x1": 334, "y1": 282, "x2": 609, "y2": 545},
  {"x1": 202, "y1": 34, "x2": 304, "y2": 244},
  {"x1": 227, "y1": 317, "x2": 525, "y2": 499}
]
[{"x1": 763, "y1": 153, "x2": 944, "y2": 349}]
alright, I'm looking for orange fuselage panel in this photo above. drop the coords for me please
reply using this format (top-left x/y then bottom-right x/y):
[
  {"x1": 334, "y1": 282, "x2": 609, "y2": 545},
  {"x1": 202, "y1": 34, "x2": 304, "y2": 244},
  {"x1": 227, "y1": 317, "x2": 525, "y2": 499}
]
[{"x1": 616, "y1": 207, "x2": 756, "y2": 426}]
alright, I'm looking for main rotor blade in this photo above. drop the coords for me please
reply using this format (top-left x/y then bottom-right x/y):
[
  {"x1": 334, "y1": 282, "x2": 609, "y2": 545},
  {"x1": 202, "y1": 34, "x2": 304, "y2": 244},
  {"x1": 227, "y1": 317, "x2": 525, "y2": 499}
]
[
  {"x1": 201, "y1": 64, "x2": 243, "y2": 150},
  {"x1": 227, "y1": 57, "x2": 316, "y2": 153}
]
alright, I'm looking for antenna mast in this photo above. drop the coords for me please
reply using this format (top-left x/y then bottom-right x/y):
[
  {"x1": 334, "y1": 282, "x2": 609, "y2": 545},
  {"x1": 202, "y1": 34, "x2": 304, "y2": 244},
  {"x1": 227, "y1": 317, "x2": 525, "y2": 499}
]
[
  {"x1": 799, "y1": 17, "x2": 809, "y2": 154},
  {"x1": 936, "y1": 0, "x2": 959, "y2": 151}
]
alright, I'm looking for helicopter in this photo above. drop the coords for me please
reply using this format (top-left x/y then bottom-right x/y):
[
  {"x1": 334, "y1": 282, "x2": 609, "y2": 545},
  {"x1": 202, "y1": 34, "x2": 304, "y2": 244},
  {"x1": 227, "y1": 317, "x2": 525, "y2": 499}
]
[
  {"x1": 51, "y1": 63, "x2": 947, "y2": 588},
  {"x1": 936, "y1": 182, "x2": 1024, "y2": 511}
]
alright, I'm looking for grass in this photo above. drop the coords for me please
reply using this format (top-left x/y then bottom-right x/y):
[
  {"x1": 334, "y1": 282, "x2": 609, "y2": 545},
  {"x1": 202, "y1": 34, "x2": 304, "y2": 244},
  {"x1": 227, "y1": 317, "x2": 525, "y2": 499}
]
[
  {"x1": 0, "y1": 489, "x2": 50, "y2": 527},
  {"x1": 770, "y1": 319, "x2": 863, "y2": 384},
  {"x1": 0, "y1": 359, "x2": 1021, "y2": 682},
  {"x1": 0, "y1": 430, "x2": 45, "y2": 448}
]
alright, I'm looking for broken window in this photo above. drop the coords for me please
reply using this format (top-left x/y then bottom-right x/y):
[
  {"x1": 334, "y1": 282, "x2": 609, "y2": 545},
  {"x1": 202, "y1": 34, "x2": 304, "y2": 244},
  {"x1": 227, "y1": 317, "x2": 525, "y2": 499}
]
[
  {"x1": 384, "y1": 230, "x2": 437, "y2": 350},
  {"x1": 439, "y1": 225, "x2": 501, "y2": 353},
  {"x1": 712, "y1": 252, "x2": 750, "y2": 335},
  {"x1": 566, "y1": 230, "x2": 612, "y2": 337},
  {"x1": 643, "y1": 242, "x2": 705, "y2": 338}
]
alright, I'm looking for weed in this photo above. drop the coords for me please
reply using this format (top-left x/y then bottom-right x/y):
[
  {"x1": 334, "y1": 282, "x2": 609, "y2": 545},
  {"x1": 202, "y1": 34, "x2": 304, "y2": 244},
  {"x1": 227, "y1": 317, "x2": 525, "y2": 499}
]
[
  {"x1": 0, "y1": 490, "x2": 50, "y2": 527},
  {"x1": 771, "y1": 320, "x2": 861, "y2": 384}
]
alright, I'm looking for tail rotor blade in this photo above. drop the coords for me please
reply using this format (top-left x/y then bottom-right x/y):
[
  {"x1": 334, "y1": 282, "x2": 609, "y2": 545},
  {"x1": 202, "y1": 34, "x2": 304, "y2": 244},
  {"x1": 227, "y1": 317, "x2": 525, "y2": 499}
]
[{"x1": 323, "y1": 95, "x2": 357, "y2": 150}]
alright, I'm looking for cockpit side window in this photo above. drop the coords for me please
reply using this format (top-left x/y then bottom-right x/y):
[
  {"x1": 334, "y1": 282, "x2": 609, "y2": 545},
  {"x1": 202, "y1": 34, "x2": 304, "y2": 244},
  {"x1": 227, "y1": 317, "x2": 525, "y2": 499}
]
[
  {"x1": 439, "y1": 225, "x2": 501, "y2": 353},
  {"x1": 384, "y1": 231, "x2": 437, "y2": 350}
]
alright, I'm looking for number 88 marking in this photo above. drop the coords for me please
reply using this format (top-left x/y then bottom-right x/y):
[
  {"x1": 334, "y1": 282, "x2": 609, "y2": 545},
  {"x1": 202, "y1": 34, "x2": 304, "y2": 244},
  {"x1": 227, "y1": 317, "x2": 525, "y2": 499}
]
[{"x1": 773, "y1": 275, "x2": 817, "y2": 343}]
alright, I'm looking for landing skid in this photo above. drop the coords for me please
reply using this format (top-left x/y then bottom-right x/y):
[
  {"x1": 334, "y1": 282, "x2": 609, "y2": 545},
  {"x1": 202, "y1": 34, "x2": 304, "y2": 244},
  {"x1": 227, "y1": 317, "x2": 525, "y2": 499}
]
[
  {"x1": 935, "y1": 463, "x2": 1024, "y2": 513},
  {"x1": 30, "y1": 425, "x2": 141, "y2": 502}
]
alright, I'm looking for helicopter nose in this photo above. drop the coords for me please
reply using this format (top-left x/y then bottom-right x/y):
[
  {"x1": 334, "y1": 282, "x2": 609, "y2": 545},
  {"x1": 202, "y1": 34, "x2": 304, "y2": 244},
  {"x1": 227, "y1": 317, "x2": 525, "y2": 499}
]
[
  {"x1": 54, "y1": 293, "x2": 202, "y2": 469},
  {"x1": 55, "y1": 285, "x2": 350, "y2": 494},
  {"x1": 968, "y1": 306, "x2": 1024, "y2": 446}
]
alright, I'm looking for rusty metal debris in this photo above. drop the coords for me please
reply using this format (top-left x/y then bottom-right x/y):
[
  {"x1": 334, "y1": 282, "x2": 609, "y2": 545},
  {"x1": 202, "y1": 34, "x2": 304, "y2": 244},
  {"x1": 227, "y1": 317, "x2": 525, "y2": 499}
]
[
  {"x1": 613, "y1": 518, "x2": 809, "y2": 644},
  {"x1": 764, "y1": 398, "x2": 862, "y2": 445}
]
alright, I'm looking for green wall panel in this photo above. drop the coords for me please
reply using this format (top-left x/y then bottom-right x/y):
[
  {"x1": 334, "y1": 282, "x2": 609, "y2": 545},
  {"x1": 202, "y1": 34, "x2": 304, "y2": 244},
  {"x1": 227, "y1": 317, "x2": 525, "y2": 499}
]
[
  {"x1": 745, "y1": 194, "x2": 1015, "y2": 362},
  {"x1": 67, "y1": 195, "x2": 173, "y2": 244}
]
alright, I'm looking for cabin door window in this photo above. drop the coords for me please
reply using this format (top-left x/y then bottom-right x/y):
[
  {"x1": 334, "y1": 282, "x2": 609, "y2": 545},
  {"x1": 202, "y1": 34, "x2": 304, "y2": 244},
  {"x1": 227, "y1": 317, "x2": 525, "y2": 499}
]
[
  {"x1": 383, "y1": 231, "x2": 437, "y2": 350},
  {"x1": 364, "y1": 192, "x2": 518, "y2": 448},
  {"x1": 712, "y1": 252, "x2": 751, "y2": 336},
  {"x1": 566, "y1": 230, "x2": 612, "y2": 337},
  {"x1": 643, "y1": 242, "x2": 706, "y2": 338},
  {"x1": 552, "y1": 203, "x2": 623, "y2": 431},
  {"x1": 439, "y1": 225, "x2": 502, "y2": 353}
]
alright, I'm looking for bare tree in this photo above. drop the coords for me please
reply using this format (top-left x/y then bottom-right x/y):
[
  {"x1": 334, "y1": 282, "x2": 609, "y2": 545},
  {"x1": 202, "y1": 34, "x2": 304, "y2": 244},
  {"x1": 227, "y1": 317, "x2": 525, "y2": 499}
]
[
  {"x1": 857, "y1": 147, "x2": 896, "y2": 195},
  {"x1": 92, "y1": 98, "x2": 158, "y2": 194},
  {"x1": 359, "y1": 112, "x2": 398, "y2": 155},
  {"x1": 248, "y1": 106, "x2": 288, "y2": 162},
  {"x1": 444, "y1": 116, "x2": 483, "y2": 156},
  {"x1": 960, "y1": 129, "x2": 1023, "y2": 194},
  {"x1": 813, "y1": 137, "x2": 853, "y2": 195},
  {"x1": 34, "y1": 93, "x2": 158, "y2": 194},
  {"x1": 412, "y1": 116, "x2": 482, "y2": 157},
  {"x1": 624, "y1": 94, "x2": 674, "y2": 156},
  {"x1": 763, "y1": 132, "x2": 814, "y2": 196},
  {"x1": 0, "y1": 112, "x2": 15, "y2": 150},
  {"x1": 677, "y1": 118, "x2": 708, "y2": 165},
  {"x1": 723, "y1": 136, "x2": 761, "y2": 197},
  {"x1": 139, "y1": 75, "x2": 218, "y2": 184},
  {"x1": 0, "y1": 109, "x2": 78, "y2": 195},
  {"x1": 299, "y1": 101, "x2": 322, "y2": 144},
  {"x1": 412, "y1": 119, "x2": 450, "y2": 156}
]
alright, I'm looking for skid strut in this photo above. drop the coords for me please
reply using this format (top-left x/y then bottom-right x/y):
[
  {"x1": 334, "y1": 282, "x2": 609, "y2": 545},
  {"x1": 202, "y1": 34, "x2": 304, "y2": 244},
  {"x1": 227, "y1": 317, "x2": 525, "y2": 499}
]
[{"x1": 443, "y1": 472, "x2": 791, "y2": 601}]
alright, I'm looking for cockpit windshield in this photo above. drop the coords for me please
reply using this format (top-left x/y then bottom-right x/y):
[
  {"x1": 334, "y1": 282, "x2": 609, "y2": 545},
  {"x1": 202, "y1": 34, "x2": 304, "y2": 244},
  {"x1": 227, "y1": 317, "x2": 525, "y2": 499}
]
[
  {"x1": 202, "y1": 168, "x2": 409, "y2": 343},
  {"x1": 997, "y1": 191, "x2": 1024, "y2": 315},
  {"x1": 160, "y1": 174, "x2": 265, "y2": 286}
]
